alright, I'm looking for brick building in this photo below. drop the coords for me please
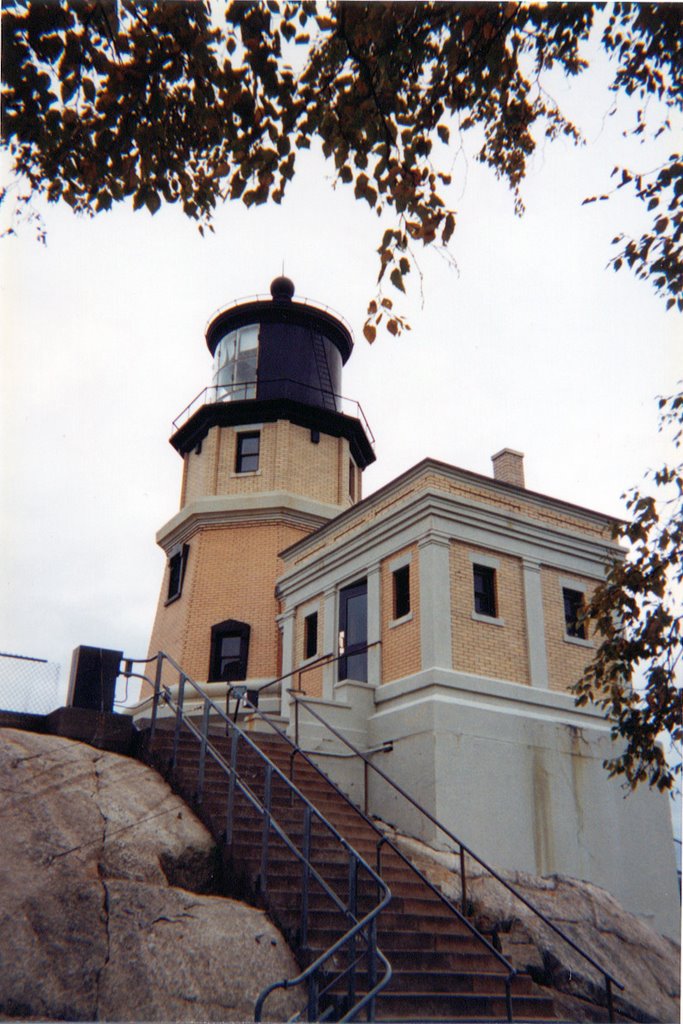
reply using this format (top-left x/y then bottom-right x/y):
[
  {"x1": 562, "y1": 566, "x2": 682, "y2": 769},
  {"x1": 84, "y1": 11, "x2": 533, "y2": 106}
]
[{"x1": 147, "y1": 278, "x2": 679, "y2": 941}]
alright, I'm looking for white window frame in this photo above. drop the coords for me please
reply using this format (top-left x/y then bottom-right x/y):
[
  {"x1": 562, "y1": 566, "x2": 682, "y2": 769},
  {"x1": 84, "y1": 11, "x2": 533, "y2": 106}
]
[
  {"x1": 559, "y1": 577, "x2": 593, "y2": 648},
  {"x1": 468, "y1": 552, "x2": 505, "y2": 626},
  {"x1": 389, "y1": 552, "x2": 413, "y2": 627}
]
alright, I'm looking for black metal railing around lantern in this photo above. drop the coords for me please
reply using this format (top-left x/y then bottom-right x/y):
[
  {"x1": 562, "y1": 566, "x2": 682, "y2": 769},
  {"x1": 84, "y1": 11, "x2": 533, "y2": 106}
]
[
  {"x1": 204, "y1": 291, "x2": 355, "y2": 342},
  {"x1": 171, "y1": 379, "x2": 375, "y2": 445},
  {"x1": 121, "y1": 651, "x2": 392, "y2": 1023}
]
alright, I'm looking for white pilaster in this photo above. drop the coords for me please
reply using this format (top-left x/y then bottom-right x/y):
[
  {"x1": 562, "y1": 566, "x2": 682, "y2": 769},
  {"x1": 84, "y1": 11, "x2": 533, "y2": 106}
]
[
  {"x1": 367, "y1": 562, "x2": 381, "y2": 686},
  {"x1": 322, "y1": 588, "x2": 337, "y2": 698},
  {"x1": 277, "y1": 608, "x2": 296, "y2": 718},
  {"x1": 523, "y1": 558, "x2": 549, "y2": 688},
  {"x1": 418, "y1": 531, "x2": 453, "y2": 670}
]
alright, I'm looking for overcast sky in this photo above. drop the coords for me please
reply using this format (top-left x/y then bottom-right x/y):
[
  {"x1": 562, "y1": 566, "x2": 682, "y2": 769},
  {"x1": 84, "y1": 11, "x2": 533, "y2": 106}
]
[{"x1": 1, "y1": 27, "x2": 679, "y2": 708}]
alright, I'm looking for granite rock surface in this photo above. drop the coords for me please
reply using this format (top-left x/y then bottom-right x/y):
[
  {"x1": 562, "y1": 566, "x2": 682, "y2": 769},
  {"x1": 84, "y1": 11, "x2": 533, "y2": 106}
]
[{"x1": 0, "y1": 728, "x2": 301, "y2": 1021}]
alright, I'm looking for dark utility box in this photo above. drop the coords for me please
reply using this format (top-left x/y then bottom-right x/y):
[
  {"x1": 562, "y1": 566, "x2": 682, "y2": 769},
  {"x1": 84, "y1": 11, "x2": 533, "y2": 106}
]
[{"x1": 67, "y1": 646, "x2": 123, "y2": 713}]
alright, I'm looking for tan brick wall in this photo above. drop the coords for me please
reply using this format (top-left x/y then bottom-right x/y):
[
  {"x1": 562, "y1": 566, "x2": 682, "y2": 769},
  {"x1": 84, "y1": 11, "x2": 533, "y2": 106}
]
[
  {"x1": 293, "y1": 597, "x2": 325, "y2": 698},
  {"x1": 541, "y1": 568, "x2": 598, "y2": 693},
  {"x1": 288, "y1": 466, "x2": 613, "y2": 567},
  {"x1": 178, "y1": 421, "x2": 357, "y2": 510},
  {"x1": 380, "y1": 545, "x2": 421, "y2": 683},
  {"x1": 147, "y1": 520, "x2": 310, "y2": 682},
  {"x1": 450, "y1": 542, "x2": 530, "y2": 685},
  {"x1": 182, "y1": 430, "x2": 221, "y2": 507}
]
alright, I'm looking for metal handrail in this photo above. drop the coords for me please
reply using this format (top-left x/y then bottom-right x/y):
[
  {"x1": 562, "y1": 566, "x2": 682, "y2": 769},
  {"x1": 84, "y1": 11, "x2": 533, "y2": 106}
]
[
  {"x1": 135, "y1": 651, "x2": 392, "y2": 1022},
  {"x1": 194, "y1": 653, "x2": 523, "y2": 1021},
  {"x1": 289, "y1": 691, "x2": 625, "y2": 1021},
  {"x1": 171, "y1": 378, "x2": 375, "y2": 444},
  {"x1": 252, "y1": 643, "x2": 382, "y2": 704}
]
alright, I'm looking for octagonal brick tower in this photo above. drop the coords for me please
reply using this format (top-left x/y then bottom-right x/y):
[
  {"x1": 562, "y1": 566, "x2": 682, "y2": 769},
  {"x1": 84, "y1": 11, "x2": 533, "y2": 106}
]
[{"x1": 146, "y1": 277, "x2": 375, "y2": 689}]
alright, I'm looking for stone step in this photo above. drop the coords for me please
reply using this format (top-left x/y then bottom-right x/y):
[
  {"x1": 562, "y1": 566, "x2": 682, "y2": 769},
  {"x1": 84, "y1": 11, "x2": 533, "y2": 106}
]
[{"x1": 143, "y1": 727, "x2": 558, "y2": 1022}]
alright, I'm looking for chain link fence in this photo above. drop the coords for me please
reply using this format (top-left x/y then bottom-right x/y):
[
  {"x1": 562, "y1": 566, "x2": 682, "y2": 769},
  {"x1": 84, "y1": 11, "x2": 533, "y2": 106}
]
[{"x1": 0, "y1": 652, "x2": 61, "y2": 715}]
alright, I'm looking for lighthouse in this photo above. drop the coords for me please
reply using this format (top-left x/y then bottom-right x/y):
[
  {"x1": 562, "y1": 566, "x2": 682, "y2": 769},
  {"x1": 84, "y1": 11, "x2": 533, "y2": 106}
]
[{"x1": 146, "y1": 277, "x2": 375, "y2": 692}]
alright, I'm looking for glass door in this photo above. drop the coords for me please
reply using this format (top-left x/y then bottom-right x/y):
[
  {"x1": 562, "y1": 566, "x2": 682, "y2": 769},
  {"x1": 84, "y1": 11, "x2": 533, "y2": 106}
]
[{"x1": 338, "y1": 579, "x2": 367, "y2": 682}]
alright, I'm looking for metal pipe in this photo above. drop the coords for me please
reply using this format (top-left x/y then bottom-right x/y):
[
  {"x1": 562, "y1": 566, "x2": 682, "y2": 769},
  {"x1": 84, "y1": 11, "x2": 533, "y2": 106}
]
[
  {"x1": 505, "y1": 974, "x2": 514, "y2": 1023},
  {"x1": 460, "y1": 846, "x2": 468, "y2": 916},
  {"x1": 171, "y1": 673, "x2": 185, "y2": 772},
  {"x1": 195, "y1": 697, "x2": 210, "y2": 805},
  {"x1": 150, "y1": 656, "x2": 163, "y2": 744},
  {"x1": 259, "y1": 764, "x2": 272, "y2": 898},
  {"x1": 347, "y1": 855, "x2": 358, "y2": 1011},
  {"x1": 225, "y1": 731, "x2": 238, "y2": 849},
  {"x1": 301, "y1": 806, "x2": 311, "y2": 950}
]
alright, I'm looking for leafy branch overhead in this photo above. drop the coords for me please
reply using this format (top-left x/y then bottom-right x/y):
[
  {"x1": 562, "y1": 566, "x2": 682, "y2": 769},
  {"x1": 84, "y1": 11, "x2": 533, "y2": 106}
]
[
  {"x1": 2, "y1": 1, "x2": 682, "y2": 335},
  {"x1": 574, "y1": 392, "x2": 683, "y2": 793}
]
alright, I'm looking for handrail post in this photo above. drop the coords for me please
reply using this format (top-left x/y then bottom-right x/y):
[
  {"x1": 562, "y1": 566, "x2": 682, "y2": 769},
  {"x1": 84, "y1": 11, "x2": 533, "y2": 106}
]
[
  {"x1": 606, "y1": 975, "x2": 614, "y2": 1022},
  {"x1": 375, "y1": 836, "x2": 387, "y2": 902},
  {"x1": 225, "y1": 729, "x2": 239, "y2": 849},
  {"x1": 307, "y1": 972, "x2": 319, "y2": 1022},
  {"x1": 347, "y1": 855, "x2": 358, "y2": 1010},
  {"x1": 366, "y1": 915, "x2": 377, "y2": 1022},
  {"x1": 171, "y1": 673, "x2": 185, "y2": 772},
  {"x1": 150, "y1": 655, "x2": 163, "y2": 744},
  {"x1": 505, "y1": 975, "x2": 514, "y2": 1023},
  {"x1": 363, "y1": 759, "x2": 369, "y2": 817},
  {"x1": 301, "y1": 805, "x2": 311, "y2": 951},
  {"x1": 195, "y1": 697, "x2": 210, "y2": 805},
  {"x1": 259, "y1": 763, "x2": 272, "y2": 898},
  {"x1": 460, "y1": 846, "x2": 468, "y2": 916}
]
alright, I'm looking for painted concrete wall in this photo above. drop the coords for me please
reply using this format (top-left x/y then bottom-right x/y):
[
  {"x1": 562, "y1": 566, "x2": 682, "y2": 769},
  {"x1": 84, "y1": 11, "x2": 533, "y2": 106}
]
[
  {"x1": 291, "y1": 668, "x2": 679, "y2": 941},
  {"x1": 366, "y1": 669, "x2": 680, "y2": 941}
]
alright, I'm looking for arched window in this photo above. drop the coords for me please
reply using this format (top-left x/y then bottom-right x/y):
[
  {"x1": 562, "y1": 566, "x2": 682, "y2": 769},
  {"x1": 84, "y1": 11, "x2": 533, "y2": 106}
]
[{"x1": 209, "y1": 619, "x2": 251, "y2": 682}]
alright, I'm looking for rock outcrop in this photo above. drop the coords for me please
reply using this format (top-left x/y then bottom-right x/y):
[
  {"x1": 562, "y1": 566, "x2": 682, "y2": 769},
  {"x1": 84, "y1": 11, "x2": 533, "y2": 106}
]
[
  {"x1": 387, "y1": 829, "x2": 680, "y2": 1024},
  {"x1": 0, "y1": 728, "x2": 302, "y2": 1021}
]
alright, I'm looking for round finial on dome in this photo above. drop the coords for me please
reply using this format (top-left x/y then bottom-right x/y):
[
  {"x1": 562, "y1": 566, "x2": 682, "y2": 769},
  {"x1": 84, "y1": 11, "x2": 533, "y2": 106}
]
[{"x1": 270, "y1": 275, "x2": 295, "y2": 302}]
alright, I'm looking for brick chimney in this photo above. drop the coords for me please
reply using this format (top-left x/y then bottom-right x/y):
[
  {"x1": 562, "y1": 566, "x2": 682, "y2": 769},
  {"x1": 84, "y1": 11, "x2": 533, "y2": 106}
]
[{"x1": 492, "y1": 448, "x2": 525, "y2": 488}]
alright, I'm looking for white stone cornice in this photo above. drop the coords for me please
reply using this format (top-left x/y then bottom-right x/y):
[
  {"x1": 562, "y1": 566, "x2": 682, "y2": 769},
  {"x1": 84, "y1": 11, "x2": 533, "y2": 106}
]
[
  {"x1": 372, "y1": 667, "x2": 613, "y2": 733},
  {"x1": 156, "y1": 492, "x2": 344, "y2": 550},
  {"x1": 276, "y1": 484, "x2": 620, "y2": 602},
  {"x1": 281, "y1": 458, "x2": 619, "y2": 563}
]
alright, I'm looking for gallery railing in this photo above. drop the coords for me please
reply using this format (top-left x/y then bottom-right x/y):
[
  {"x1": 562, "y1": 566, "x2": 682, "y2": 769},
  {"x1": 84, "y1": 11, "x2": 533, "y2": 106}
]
[{"x1": 172, "y1": 378, "x2": 375, "y2": 445}]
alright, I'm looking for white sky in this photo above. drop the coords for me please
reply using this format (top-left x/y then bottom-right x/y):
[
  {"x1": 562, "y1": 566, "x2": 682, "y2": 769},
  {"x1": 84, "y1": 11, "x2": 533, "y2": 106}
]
[{"x1": 0, "y1": 30, "x2": 680, "y2": 704}]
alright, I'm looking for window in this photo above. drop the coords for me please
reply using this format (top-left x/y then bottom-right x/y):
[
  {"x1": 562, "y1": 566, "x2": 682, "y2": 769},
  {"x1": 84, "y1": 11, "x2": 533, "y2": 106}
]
[
  {"x1": 393, "y1": 564, "x2": 410, "y2": 620},
  {"x1": 236, "y1": 431, "x2": 260, "y2": 473},
  {"x1": 473, "y1": 564, "x2": 496, "y2": 617},
  {"x1": 304, "y1": 611, "x2": 318, "y2": 660},
  {"x1": 166, "y1": 544, "x2": 189, "y2": 602},
  {"x1": 212, "y1": 324, "x2": 259, "y2": 401},
  {"x1": 349, "y1": 459, "x2": 356, "y2": 501},
  {"x1": 209, "y1": 620, "x2": 250, "y2": 682},
  {"x1": 563, "y1": 588, "x2": 586, "y2": 639}
]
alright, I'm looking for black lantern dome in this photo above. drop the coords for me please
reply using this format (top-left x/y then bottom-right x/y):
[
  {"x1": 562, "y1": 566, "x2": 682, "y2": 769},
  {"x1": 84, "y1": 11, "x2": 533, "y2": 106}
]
[{"x1": 170, "y1": 280, "x2": 374, "y2": 469}]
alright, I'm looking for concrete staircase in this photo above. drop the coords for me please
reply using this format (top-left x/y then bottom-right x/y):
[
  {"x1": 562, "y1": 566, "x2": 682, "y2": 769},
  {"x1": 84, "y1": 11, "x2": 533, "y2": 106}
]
[{"x1": 143, "y1": 723, "x2": 558, "y2": 1022}]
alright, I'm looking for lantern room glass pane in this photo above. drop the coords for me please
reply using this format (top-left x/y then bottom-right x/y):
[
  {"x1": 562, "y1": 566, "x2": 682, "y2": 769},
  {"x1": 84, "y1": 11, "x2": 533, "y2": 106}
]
[{"x1": 212, "y1": 324, "x2": 259, "y2": 401}]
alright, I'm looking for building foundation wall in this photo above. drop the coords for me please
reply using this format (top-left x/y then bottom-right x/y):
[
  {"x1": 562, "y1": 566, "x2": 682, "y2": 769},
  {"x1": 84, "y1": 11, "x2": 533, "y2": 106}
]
[{"x1": 365, "y1": 670, "x2": 679, "y2": 941}]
